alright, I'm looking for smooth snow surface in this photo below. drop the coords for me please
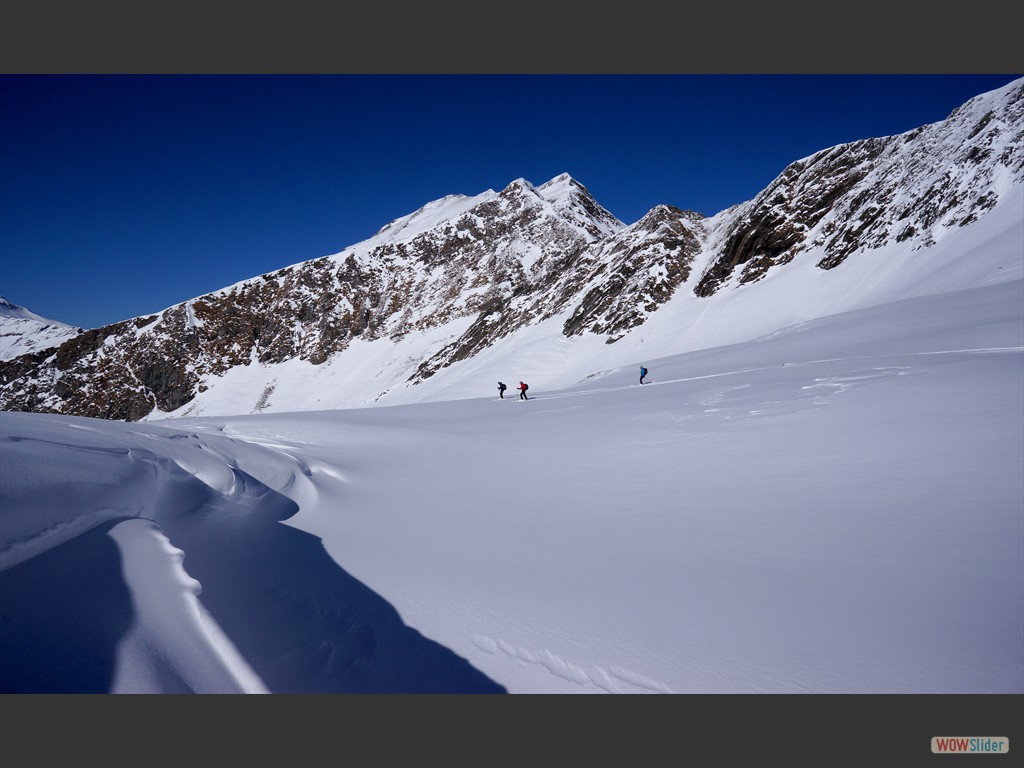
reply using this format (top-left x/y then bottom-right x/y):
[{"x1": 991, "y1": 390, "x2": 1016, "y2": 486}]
[{"x1": 3, "y1": 278, "x2": 1021, "y2": 693}]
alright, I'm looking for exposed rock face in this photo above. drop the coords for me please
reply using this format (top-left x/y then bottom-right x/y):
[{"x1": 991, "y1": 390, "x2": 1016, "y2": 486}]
[
  {"x1": 2, "y1": 79, "x2": 1022, "y2": 421},
  {"x1": 560, "y1": 205, "x2": 704, "y2": 343},
  {"x1": 695, "y1": 80, "x2": 1023, "y2": 296}
]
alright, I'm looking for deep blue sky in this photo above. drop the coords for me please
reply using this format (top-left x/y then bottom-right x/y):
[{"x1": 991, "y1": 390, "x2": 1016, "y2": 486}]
[{"x1": 2, "y1": 74, "x2": 1019, "y2": 330}]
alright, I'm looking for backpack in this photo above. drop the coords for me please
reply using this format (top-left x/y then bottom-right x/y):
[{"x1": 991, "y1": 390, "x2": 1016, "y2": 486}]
[
  {"x1": 522, "y1": 382, "x2": 528, "y2": 390},
  {"x1": 498, "y1": 382, "x2": 506, "y2": 390},
  {"x1": 641, "y1": 367, "x2": 647, "y2": 376}
]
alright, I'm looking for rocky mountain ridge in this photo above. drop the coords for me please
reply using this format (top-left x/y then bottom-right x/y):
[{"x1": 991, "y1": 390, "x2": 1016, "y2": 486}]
[{"x1": 2, "y1": 78, "x2": 1021, "y2": 421}]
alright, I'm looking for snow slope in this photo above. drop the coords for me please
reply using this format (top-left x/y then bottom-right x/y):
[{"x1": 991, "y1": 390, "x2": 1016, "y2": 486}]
[{"x1": 2, "y1": 275, "x2": 1020, "y2": 694}]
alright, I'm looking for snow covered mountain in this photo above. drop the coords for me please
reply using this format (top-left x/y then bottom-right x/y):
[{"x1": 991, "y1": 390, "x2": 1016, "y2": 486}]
[
  {"x1": 0, "y1": 297, "x2": 80, "y2": 361},
  {"x1": 1, "y1": 78, "x2": 1022, "y2": 422}
]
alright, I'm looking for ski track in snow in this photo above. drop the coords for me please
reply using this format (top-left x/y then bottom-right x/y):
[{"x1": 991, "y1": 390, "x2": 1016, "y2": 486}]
[
  {"x1": 525, "y1": 346, "x2": 1024, "y2": 403},
  {"x1": 471, "y1": 634, "x2": 673, "y2": 694}
]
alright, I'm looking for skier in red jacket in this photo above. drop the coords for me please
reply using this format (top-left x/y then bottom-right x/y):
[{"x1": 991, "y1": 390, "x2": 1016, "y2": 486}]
[{"x1": 518, "y1": 381, "x2": 529, "y2": 400}]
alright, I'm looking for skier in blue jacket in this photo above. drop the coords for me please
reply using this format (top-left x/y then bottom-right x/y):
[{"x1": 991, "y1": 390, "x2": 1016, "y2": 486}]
[{"x1": 640, "y1": 365, "x2": 648, "y2": 384}]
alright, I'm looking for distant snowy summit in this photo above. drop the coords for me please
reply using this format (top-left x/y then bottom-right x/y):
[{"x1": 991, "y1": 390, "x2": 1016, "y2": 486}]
[
  {"x1": 0, "y1": 296, "x2": 80, "y2": 361},
  {"x1": 359, "y1": 172, "x2": 624, "y2": 254}
]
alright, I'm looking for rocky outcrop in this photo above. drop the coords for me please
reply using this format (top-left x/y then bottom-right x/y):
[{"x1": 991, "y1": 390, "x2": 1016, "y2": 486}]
[
  {"x1": 695, "y1": 79, "x2": 1023, "y2": 296},
  {"x1": 561, "y1": 205, "x2": 704, "y2": 342}
]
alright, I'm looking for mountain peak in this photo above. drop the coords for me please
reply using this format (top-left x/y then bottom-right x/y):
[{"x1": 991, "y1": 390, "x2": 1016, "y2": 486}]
[
  {"x1": 502, "y1": 177, "x2": 537, "y2": 194},
  {"x1": 536, "y1": 173, "x2": 579, "y2": 199},
  {"x1": 0, "y1": 296, "x2": 70, "y2": 326},
  {"x1": 0, "y1": 296, "x2": 80, "y2": 361},
  {"x1": 1, "y1": 295, "x2": 25, "y2": 316},
  {"x1": 534, "y1": 173, "x2": 624, "y2": 238},
  {"x1": 538, "y1": 172, "x2": 574, "y2": 187}
]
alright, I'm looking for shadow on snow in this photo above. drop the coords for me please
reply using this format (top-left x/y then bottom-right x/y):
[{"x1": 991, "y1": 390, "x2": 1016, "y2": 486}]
[{"x1": 0, "y1": 459, "x2": 505, "y2": 694}]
